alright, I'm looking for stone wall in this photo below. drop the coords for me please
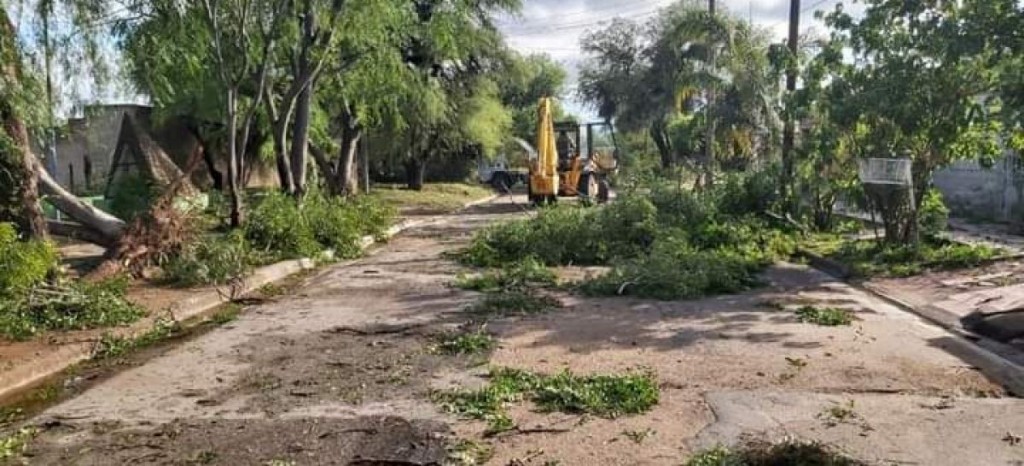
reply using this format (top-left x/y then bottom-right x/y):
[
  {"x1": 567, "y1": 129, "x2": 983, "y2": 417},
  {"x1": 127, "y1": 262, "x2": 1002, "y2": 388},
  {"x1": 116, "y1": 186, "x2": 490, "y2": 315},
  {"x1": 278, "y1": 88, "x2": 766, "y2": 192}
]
[{"x1": 933, "y1": 154, "x2": 1022, "y2": 222}]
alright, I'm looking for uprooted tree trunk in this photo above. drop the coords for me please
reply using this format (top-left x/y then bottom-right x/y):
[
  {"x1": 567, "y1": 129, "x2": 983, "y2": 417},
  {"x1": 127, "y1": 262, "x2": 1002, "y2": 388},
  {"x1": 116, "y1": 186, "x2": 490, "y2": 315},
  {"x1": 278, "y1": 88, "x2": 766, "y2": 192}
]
[{"x1": 85, "y1": 142, "x2": 206, "y2": 281}]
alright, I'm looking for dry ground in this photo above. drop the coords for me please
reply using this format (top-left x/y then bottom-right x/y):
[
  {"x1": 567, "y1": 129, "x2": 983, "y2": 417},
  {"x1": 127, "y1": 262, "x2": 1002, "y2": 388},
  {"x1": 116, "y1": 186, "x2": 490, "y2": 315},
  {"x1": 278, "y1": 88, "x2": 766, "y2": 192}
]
[{"x1": 5, "y1": 196, "x2": 1024, "y2": 465}]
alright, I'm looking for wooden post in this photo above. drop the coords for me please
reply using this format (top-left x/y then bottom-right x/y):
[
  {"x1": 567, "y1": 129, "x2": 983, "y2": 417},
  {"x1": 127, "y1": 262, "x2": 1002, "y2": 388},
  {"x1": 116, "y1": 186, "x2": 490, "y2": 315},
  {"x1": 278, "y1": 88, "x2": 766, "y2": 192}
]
[{"x1": 781, "y1": 0, "x2": 800, "y2": 208}]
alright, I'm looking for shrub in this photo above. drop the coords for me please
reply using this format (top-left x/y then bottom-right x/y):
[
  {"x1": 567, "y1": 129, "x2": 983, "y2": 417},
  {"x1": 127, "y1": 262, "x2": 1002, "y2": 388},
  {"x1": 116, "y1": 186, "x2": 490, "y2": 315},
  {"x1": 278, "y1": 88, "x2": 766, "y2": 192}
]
[
  {"x1": 244, "y1": 192, "x2": 395, "y2": 261},
  {"x1": 244, "y1": 192, "x2": 320, "y2": 259},
  {"x1": 107, "y1": 173, "x2": 158, "y2": 220},
  {"x1": 304, "y1": 195, "x2": 364, "y2": 259},
  {"x1": 918, "y1": 188, "x2": 950, "y2": 238},
  {"x1": 0, "y1": 223, "x2": 57, "y2": 296},
  {"x1": 163, "y1": 232, "x2": 256, "y2": 286}
]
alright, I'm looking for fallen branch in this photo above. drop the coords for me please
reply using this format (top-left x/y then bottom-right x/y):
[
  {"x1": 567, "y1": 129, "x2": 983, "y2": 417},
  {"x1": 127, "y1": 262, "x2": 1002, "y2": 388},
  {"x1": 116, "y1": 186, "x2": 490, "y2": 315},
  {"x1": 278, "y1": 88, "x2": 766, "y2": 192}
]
[{"x1": 484, "y1": 426, "x2": 572, "y2": 438}]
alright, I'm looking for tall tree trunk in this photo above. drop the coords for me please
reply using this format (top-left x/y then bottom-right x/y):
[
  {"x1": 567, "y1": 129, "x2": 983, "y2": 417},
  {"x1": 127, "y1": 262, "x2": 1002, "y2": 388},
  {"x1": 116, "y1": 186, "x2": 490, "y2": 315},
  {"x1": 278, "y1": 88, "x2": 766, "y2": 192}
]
[
  {"x1": 264, "y1": 91, "x2": 294, "y2": 194},
  {"x1": 331, "y1": 105, "x2": 361, "y2": 196},
  {"x1": 405, "y1": 156, "x2": 427, "y2": 191},
  {"x1": 2, "y1": 108, "x2": 48, "y2": 240},
  {"x1": 226, "y1": 90, "x2": 245, "y2": 228},
  {"x1": 1, "y1": 8, "x2": 47, "y2": 239},
  {"x1": 650, "y1": 120, "x2": 673, "y2": 170},
  {"x1": 289, "y1": 81, "x2": 312, "y2": 196}
]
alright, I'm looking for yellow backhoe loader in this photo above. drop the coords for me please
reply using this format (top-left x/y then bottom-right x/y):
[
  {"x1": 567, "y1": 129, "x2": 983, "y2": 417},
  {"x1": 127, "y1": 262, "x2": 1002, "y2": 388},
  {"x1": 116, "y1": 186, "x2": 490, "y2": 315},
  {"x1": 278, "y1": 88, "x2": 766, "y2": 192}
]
[{"x1": 528, "y1": 97, "x2": 618, "y2": 204}]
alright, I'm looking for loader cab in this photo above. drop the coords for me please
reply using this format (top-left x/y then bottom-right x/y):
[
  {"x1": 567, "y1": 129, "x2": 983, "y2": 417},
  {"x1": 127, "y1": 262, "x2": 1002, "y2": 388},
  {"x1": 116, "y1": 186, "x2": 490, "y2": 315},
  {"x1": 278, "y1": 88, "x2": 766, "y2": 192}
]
[{"x1": 553, "y1": 123, "x2": 580, "y2": 172}]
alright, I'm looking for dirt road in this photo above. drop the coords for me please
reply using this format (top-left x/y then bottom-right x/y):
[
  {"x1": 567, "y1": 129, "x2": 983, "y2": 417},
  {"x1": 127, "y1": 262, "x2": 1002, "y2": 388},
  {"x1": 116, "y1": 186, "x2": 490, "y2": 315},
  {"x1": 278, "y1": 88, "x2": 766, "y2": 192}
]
[{"x1": 11, "y1": 196, "x2": 1024, "y2": 465}]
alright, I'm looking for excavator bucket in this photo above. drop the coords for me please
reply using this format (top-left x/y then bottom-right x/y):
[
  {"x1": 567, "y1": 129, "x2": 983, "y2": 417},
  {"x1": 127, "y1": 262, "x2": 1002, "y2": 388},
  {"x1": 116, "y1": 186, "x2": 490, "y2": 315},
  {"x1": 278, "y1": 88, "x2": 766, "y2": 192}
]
[{"x1": 529, "y1": 97, "x2": 559, "y2": 202}]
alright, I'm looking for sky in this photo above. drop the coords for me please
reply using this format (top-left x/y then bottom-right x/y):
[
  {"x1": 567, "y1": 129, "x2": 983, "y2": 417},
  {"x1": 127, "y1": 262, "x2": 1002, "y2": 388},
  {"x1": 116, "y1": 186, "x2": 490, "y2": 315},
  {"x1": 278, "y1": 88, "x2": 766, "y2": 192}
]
[{"x1": 497, "y1": 0, "x2": 852, "y2": 119}]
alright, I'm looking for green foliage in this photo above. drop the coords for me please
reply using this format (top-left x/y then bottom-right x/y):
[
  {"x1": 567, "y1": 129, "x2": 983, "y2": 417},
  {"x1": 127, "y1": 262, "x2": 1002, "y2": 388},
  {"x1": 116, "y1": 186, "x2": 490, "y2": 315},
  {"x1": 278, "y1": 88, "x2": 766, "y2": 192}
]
[
  {"x1": 107, "y1": 173, "x2": 159, "y2": 221},
  {"x1": 447, "y1": 438, "x2": 495, "y2": 466},
  {"x1": 93, "y1": 316, "x2": 181, "y2": 360},
  {"x1": 0, "y1": 223, "x2": 57, "y2": 296},
  {"x1": 244, "y1": 192, "x2": 394, "y2": 260},
  {"x1": 685, "y1": 441, "x2": 865, "y2": 466},
  {"x1": 461, "y1": 171, "x2": 798, "y2": 301},
  {"x1": 795, "y1": 306, "x2": 855, "y2": 327},
  {"x1": 459, "y1": 196, "x2": 657, "y2": 267},
  {"x1": 467, "y1": 290, "x2": 561, "y2": 318},
  {"x1": 434, "y1": 367, "x2": 658, "y2": 433},
  {"x1": 918, "y1": 188, "x2": 950, "y2": 238},
  {"x1": 0, "y1": 427, "x2": 37, "y2": 460},
  {"x1": 434, "y1": 330, "x2": 496, "y2": 355},
  {"x1": 245, "y1": 192, "x2": 321, "y2": 259},
  {"x1": 454, "y1": 258, "x2": 556, "y2": 292},
  {"x1": 163, "y1": 232, "x2": 256, "y2": 287},
  {"x1": 0, "y1": 278, "x2": 146, "y2": 341},
  {"x1": 826, "y1": 238, "x2": 1000, "y2": 278}
]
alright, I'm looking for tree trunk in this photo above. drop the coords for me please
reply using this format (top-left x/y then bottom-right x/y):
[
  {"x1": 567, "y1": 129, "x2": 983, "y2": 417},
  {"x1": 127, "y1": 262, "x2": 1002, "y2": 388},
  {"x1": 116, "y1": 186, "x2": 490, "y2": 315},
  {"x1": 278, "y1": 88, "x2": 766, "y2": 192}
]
[
  {"x1": 405, "y1": 156, "x2": 426, "y2": 191},
  {"x1": 289, "y1": 81, "x2": 312, "y2": 197},
  {"x1": 185, "y1": 123, "x2": 223, "y2": 191},
  {"x1": 2, "y1": 110, "x2": 48, "y2": 240},
  {"x1": 1, "y1": 9, "x2": 47, "y2": 239},
  {"x1": 650, "y1": 121, "x2": 674, "y2": 169},
  {"x1": 37, "y1": 160, "x2": 125, "y2": 240},
  {"x1": 332, "y1": 113, "x2": 362, "y2": 196},
  {"x1": 264, "y1": 93, "x2": 294, "y2": 194},
  {"x1": 226, "y1": 90, "x2": 245, "y2": 228}
]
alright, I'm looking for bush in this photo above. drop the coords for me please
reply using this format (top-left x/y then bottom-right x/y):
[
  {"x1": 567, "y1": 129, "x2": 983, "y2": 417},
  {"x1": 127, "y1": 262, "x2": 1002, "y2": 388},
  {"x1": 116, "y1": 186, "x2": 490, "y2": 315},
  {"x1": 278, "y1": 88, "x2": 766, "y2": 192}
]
[
  {"x1": 244, "y1": 192, "x2": 395, "y2": 261},
  {"x1": 107, "y1": 173, "x2": 158, "y2": 220},
  {"x1": 455, "y1": 257, "x2": 556, "y2": 292},
  {"x1": 918, "y1": 188, "x2": 950, "y2": 238},
  {"x1": 245, "y1": 192, "x2": 320, "y2": 259},
  {"x1": 163, "y1": 232, "x2": 256, "y2": 287},
  {"x1": 0, "y1": 223, "x2": 57, "y2": 296}
]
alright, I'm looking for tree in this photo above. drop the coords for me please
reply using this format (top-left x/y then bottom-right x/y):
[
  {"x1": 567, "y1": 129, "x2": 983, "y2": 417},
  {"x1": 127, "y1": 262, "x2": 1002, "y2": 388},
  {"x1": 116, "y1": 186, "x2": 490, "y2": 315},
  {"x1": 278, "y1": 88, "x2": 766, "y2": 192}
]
[
  {"x1": 497, "y1": 52, "x2": 568, "y2": 143},
  {"x1": 578, "y1": 1, "x2": 780, "y2": 183},
  {"x1": 822, "y1": 0, "x2": 1005, "y2": 243},
  {"x1": 1, "y1": 6, "x2": 48, "y2": 239}
]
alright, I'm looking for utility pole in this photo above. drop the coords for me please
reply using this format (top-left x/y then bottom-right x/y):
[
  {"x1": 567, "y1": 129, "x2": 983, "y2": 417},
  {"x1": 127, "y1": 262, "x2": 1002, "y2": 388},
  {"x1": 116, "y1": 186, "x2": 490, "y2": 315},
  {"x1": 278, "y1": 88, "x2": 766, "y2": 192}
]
[
  {"x1": 781, "y1": 0, "x2": 800, "y2": 209},
  {"x1": 703, "y1": 0, "x2": 716, "y2": 189}
]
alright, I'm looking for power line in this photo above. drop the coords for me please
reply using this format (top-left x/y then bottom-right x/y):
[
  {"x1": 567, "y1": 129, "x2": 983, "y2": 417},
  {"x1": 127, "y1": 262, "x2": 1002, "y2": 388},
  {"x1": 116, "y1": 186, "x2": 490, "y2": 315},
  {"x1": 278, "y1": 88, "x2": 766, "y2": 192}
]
[{"x1": 499, "y1": 0, "x2": 668, "y2": 28}]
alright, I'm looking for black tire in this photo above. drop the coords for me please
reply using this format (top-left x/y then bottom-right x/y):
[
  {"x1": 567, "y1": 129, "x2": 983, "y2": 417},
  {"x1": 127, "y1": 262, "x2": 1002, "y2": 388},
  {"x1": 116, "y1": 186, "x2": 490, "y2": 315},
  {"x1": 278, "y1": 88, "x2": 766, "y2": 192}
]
[
  {"x1": 597, "y1": 178, "x2": 611, "y2": 203},
  {"x1": 491, "y1": 171, "x2": 512, "y2": 192}
]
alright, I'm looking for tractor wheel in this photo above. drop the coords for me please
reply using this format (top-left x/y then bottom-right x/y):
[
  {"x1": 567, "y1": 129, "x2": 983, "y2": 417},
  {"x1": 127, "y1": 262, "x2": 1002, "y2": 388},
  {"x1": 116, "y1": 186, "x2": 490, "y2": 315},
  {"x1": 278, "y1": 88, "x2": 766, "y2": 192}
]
[
  {"x1": 491, "y1": 172, "x2": 512, "y2": 193},
  {"x1": 597, "y1": 178, "x2": 611, "y2": 203},
  {"x1": 577, "y1": 172, "x2": 600, "y2": 204}
]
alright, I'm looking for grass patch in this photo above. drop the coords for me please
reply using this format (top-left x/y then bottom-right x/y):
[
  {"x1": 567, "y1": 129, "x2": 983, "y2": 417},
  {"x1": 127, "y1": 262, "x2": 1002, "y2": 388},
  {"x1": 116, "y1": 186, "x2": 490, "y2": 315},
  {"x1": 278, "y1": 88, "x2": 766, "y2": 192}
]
[
  {"x1": 809, "y1": 237, "x2": 1001, "y2": 278},
  {"x1": 447, "y1": 438, "x2": 494, "y2": 466},
  {"x1": 454, "y1": 258, "x2": 556, "y2": 292},
  {"x1": 434, "y1": 330, "x2": 496, "y2": 355},
  {"x1": 93, "y1": 316, "x2": 182, "y2": 360},
  {"x1": 0, "y1": 427, "x2": 37, "y2": 461},
  {"x1": 794, "y1": 306, "x2": 855, "y2": 326},
  {"x1": 685, "y1": 440, "x2": 866, "y2": 466},
  {"x1": 433, "y1": 367, "x2": 659, "y2": 434},
  {"x1": 466, "y1": 290, "x2": 561, "y2": 317},
  {"x1": 369, "y1": 183, "x2": 494, "y2": 213},
  {"x1": 209, "y1": 303, "x2": 242, "y2": 325}
]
